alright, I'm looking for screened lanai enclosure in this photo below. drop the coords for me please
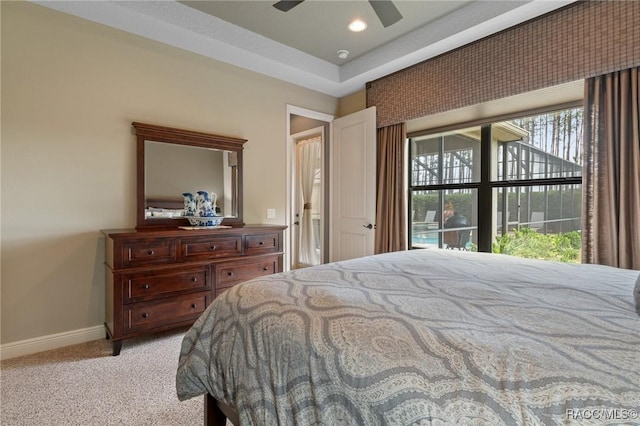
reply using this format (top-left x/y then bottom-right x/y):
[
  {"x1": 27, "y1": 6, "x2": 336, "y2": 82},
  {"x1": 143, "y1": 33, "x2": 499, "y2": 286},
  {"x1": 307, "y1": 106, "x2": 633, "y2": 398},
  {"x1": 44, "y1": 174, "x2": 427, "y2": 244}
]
[{"x1": 410, "y1": 107, "x2": 583, "y2": 255}]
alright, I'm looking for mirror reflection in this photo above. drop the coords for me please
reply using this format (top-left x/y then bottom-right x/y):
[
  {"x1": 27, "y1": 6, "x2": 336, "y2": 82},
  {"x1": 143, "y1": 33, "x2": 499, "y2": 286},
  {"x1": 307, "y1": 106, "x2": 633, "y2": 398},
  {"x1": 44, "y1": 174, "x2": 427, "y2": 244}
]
[
  {"x1": 144, "y1": 141, "x2": 238, "y2": 219},
  {"x1": 133, "y1": 121, "x2": 246, "y2": 229}
]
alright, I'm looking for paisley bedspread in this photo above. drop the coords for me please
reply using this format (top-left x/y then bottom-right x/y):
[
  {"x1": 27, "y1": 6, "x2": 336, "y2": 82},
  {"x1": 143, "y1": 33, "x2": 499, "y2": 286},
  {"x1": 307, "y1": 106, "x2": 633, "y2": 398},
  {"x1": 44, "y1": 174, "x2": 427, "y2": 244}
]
[{"x1": 176, "y1": 249, "x2": 640, "y2": 425}]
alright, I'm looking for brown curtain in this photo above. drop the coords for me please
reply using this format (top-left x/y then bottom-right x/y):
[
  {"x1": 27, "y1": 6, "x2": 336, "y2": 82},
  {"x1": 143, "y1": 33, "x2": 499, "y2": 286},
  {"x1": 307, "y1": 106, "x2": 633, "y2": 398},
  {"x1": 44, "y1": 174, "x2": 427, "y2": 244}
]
[
  {"x1": 583, "y1": 66, "x2": 640, "y2": 269},
  {"x1": 375, "y1": 123, "x2": 407, "y2": 253}
]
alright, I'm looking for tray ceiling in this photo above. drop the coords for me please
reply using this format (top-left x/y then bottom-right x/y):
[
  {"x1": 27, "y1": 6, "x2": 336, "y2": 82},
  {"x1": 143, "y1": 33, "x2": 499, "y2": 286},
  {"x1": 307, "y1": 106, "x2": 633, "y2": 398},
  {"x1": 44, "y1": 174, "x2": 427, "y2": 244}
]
[{"x1": 32, "y1": 1, "x2": 575, "y2": 97}]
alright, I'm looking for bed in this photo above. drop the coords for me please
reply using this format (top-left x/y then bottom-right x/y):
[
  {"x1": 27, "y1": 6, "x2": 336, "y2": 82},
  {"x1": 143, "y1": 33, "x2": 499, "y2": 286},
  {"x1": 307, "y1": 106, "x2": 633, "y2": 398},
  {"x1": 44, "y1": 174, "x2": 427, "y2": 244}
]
[{"x1": 176, "y1": 249, "x2": 640, "y2": 425}]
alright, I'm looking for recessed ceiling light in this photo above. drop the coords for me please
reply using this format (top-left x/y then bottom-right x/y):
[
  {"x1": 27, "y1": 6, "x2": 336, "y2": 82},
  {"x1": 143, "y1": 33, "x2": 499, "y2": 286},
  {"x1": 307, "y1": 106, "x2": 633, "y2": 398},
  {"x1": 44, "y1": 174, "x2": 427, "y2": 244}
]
[{"x1": 348, "y1": 19, "x2": 367, "y2": 32}]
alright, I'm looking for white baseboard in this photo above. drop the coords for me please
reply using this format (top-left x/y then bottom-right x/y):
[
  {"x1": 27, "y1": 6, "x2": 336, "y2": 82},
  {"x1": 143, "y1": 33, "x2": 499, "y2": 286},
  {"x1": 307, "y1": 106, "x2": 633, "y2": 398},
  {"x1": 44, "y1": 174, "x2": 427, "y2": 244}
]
[{"x1": 0, "y1": 325, "x2": 106, "y2": 360}]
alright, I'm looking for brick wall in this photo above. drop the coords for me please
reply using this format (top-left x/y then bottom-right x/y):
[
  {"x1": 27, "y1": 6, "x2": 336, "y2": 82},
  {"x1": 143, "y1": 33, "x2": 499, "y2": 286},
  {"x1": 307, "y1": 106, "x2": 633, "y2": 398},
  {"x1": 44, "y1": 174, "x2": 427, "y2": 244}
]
[{"x1": 367, "y1": 1, "x2": 640, "y2": 128}]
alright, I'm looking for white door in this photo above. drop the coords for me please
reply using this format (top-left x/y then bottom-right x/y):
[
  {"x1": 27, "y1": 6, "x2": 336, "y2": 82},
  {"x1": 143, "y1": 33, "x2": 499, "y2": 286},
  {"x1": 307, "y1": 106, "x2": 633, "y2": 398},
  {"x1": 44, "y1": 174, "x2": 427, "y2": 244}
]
[{"x1": 330, "y1": 107, "x2": 377, "y2": 262}]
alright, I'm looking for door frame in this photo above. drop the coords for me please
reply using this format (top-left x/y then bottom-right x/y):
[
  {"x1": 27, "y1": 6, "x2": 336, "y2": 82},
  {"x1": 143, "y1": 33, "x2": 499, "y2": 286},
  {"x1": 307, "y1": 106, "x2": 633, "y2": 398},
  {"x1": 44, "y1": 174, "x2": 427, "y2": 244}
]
[{"x1": 285, "y1": 105, "x2": 334, "y2": 271}]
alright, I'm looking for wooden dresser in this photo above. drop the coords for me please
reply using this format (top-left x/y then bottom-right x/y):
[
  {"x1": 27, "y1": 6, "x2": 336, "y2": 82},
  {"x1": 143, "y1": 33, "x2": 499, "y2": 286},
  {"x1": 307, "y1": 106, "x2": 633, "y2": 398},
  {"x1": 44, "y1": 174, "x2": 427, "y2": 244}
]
[{"x1": 102, "y1": 225, "x2": 286, "y2": 355}]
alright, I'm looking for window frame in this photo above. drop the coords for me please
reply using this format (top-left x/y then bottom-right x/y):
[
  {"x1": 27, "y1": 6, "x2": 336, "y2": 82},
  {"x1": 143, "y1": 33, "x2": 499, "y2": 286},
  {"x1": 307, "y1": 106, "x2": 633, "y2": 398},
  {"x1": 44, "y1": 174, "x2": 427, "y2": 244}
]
[{"x1": 408, "y1": 102, "x2": 583, "y2": 252}]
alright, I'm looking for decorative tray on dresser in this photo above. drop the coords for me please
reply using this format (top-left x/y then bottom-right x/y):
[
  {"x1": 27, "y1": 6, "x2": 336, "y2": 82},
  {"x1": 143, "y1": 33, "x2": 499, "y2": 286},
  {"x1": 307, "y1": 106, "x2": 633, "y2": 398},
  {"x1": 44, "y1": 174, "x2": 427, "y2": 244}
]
[{"x1": 102, "y1": 225, "x2": 286, "y2": 355}]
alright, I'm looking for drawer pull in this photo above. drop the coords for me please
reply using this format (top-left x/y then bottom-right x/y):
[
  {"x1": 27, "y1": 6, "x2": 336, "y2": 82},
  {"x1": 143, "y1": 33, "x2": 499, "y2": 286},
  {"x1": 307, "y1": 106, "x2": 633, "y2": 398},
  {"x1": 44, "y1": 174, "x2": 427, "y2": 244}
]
[
  {"x1": 210, "y1": 245, "x2": 217, "y2": 250},
  {"x1": 191, "y1": 277, "x2": 198, "y2": 282},
  {"x1": 147, "y1": 250, "x2": 155, "y2": 255},
  {"x1": 142, "y1": 284, "x2": 150, "y2": 289},
  {"x1": 259, "y1": 241, "x2": 264, "y2": 245},
  {"x1": 191, "y1": 303, "x2": 198, "y2": 309},
  {"x1": 227, "y1": 271, "x2": 234, "y2": 276},
  {"x1": 142, "y1": 313, "x2": 149, "y2": 318},
  {"x1": 263, "y1": 267, "x2": 269, "y2": 271}
]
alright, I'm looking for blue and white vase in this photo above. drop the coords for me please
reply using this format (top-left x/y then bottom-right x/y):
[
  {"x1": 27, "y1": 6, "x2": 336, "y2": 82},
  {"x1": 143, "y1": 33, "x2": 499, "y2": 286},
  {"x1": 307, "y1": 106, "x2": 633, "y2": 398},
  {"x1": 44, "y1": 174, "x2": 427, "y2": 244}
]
[
  {"x1": 196, "y1": 191, "x2": 217, "y2": 225},
  {"x1": 182, "y1": 192, "x2": 196, "y2": 217}
]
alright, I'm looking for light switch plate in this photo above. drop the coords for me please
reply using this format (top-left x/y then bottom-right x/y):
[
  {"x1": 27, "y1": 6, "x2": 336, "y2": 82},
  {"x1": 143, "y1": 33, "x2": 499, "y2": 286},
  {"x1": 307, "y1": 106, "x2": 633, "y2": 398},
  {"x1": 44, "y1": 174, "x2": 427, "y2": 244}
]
[{"x1": 266, "y1": 208, "x2": 276, "y2": 219}]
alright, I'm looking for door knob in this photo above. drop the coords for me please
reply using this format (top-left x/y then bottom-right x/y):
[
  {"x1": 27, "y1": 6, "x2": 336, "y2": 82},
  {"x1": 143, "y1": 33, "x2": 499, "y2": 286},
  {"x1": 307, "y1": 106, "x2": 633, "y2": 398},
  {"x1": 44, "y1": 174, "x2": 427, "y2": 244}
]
[{"x1": 363, "y1": 223, "x2": 373, "y2": 229}]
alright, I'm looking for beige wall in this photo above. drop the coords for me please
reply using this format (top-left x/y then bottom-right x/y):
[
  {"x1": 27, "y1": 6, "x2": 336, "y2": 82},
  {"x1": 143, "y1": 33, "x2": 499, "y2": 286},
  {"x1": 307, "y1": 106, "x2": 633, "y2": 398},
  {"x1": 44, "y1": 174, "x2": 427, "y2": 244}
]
[
  {"x1": 0, "y1": 2, "x2": 338, "y2": 345},
  {"x1": 338, "y1": 90, "x2": 366, "y2": 117}
]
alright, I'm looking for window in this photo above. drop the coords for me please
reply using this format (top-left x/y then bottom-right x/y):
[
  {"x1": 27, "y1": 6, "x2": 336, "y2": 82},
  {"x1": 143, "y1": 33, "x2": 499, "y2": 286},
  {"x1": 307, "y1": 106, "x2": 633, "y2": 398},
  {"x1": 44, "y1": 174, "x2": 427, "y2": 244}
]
[
  {"x1": 409, "y1": 106, "x2": 583, "y2": 261},
  {"x1": 411, "y1": 127, "x2": 481, "y2": 185},
  {"x1": 410, "y1": 127, "x2": 480, "y2": 250}
]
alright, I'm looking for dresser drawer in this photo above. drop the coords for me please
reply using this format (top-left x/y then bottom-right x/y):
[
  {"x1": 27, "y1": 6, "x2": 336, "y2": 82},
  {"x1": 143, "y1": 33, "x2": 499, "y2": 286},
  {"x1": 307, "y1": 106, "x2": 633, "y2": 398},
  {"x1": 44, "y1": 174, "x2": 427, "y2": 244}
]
[
  {"x1": 216, "y1": 255, "x2": 280, "y2": 292},
  {"x1": 103, "y1": 225, "x2": 286, "y2": 355},
  {"x1": 122, "y1": 266, "x2": 209, "y2": 304},
  {"x1": 122, "y1": 239, "x2": 178, "y2": 267},
  {"x1": 245, "y1": 233, "x2": 280, "y2": 255},
  {"x1": 123, "y1": 292, "x2": 210, "y2": 334},
  {"x1": 181, "y1": 235, "x2": 242, "y2": 260}
]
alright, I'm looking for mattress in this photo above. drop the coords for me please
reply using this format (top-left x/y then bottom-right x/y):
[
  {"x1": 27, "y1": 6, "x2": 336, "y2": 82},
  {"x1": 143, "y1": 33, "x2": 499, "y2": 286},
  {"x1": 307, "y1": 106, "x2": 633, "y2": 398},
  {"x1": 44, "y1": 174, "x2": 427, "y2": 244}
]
[{"x1": 176, "y1": 249, "x2": 640, "y2": 425}]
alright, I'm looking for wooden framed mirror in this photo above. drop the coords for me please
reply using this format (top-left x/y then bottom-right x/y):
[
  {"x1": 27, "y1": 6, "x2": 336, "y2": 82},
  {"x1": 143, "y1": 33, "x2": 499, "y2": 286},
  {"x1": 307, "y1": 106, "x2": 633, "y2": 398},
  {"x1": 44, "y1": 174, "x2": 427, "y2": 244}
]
[{"x1": 133, "y1": 122, "x2": 246, "y2": 229}]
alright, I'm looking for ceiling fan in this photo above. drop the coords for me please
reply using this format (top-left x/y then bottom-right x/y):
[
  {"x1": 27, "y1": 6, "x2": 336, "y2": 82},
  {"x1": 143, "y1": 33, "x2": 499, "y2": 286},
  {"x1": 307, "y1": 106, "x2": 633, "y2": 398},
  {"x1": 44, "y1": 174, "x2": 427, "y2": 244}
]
[{"x1": 273, "y1": 0, "x2": 403, "y2": 28}]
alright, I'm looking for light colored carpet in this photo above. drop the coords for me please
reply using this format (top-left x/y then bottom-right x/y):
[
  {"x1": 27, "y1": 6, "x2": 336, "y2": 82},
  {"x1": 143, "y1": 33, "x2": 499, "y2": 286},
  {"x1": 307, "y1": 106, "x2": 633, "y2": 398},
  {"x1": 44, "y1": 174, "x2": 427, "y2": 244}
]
[{"x1": 1, "y1": 328, "x2": 207, "y2": 425}]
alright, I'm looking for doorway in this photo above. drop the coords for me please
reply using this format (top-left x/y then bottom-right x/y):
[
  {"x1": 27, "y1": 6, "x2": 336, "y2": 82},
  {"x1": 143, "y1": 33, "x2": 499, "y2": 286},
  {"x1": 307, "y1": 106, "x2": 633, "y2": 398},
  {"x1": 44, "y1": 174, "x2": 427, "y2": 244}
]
[
  {"x1": 291, "y1": 127, "x2": 324, "y2": 269},
  {"x1": 286, "y1": 105, "x2": 333, "y2": 271},
  {"x1": 285, "y1": 105, "x2": 377, "y2": 270}
]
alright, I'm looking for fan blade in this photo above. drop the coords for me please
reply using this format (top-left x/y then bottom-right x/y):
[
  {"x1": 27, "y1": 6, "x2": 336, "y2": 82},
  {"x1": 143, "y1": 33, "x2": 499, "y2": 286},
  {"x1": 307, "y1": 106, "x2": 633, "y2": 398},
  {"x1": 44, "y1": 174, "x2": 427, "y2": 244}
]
[
  {"x1": 273, "y1": 1, "x2": 305, "y2": 12},
  {"x1": 368, "y1": 0, "x2": 402, "y2": 27}
]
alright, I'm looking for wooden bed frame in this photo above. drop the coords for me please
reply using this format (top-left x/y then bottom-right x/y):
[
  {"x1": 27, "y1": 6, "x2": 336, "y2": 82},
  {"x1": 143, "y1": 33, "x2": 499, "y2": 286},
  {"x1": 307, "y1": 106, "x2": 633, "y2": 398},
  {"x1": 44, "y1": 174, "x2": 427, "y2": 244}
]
[
  {"x1": 145, "y1": 197, "x2": 184, "y2": 210},
  {"x1": 205, "y1": 394, "x2": 239, "y2": 426}
]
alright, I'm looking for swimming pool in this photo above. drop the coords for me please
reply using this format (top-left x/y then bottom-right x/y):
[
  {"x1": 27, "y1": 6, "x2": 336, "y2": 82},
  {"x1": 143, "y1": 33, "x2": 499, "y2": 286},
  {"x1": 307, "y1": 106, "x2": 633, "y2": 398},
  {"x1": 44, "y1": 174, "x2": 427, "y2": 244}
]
[
  {"x1": 412, "y1": 234, "x2": 439, "y2": 245},
  {"x1": 412, "y1": 231, "x2": 473, "y2": 249}
]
